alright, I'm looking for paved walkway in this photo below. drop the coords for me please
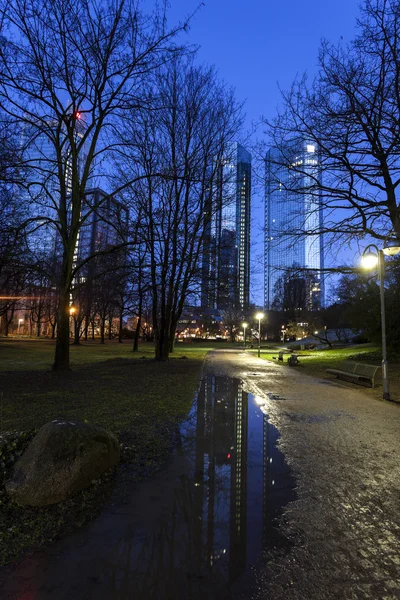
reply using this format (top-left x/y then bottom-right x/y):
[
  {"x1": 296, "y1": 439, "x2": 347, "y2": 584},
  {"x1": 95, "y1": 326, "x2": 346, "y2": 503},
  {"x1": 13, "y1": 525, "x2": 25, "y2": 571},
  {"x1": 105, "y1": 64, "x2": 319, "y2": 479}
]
[{"x1": 206, "y1": 349, "x2": 400, "y2": 600}]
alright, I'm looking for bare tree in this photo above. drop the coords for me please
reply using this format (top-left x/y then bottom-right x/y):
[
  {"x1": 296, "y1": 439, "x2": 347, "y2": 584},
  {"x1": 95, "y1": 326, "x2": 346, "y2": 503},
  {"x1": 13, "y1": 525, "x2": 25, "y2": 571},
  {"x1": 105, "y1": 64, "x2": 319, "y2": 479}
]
[
  {"x1": 264, "y1": 0, "x2": 400, "y2": 254},
  {"x1": 118, "y1": 57, "x2": 243, "y2": 360},
  {"x1": 0, "y1": 0, "x2": 189, "y2": 369}
]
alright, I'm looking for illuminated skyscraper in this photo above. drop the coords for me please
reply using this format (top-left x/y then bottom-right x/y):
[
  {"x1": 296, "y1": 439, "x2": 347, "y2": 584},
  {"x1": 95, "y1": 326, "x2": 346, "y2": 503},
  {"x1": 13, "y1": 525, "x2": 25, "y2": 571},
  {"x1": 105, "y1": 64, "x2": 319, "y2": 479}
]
[
  {"x1": 202, "y1": 143, "x2": 251, "y2": 311},
  {"x1": 20, "y1": 113, "x2": 85, "y2": 256},
  {"x1": 264, "y1": 139, "x2": 324, "y2": 311}
]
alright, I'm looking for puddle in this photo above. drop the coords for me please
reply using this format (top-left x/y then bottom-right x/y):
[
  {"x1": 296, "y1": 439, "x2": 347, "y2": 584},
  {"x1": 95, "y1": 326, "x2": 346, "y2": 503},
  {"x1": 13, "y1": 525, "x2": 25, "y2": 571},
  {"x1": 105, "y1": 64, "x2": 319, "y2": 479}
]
[{"x1": 2, "y1": 375, "x2": 296, "y2": 600}]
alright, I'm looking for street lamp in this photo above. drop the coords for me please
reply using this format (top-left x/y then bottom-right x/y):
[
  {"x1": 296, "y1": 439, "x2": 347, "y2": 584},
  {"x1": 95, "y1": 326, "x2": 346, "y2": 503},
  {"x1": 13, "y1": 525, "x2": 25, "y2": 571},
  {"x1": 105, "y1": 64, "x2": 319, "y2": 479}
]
[
  {"x1": 361, "y1": 238, "x2": 400, "y2": 401},
  {"x1": 69, "y1": 306, "x2": 76, "y2": 339},
  {"x1": 255, "y1": 312, "x2": 264, "y2": 357},
  {"x1": 242, "y1": 322, "x2": 248, "y2": 350}
]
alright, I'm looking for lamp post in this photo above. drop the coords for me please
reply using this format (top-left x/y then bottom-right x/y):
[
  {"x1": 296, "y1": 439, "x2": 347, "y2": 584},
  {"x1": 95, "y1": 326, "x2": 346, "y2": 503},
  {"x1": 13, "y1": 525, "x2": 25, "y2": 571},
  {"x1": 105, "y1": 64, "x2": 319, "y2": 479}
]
[
  {"x1": 255, "y1": 312, "x2": 264, "y2": 358},
  {"x1": 242, "y1": 322, "x2": 248, "y2": 350},
  {"x1": 69, "y1": 306, "x2": 76, "y2": 339},
  {"x1": 361, "y1": 238, "x2": 400, "y2": 401}
]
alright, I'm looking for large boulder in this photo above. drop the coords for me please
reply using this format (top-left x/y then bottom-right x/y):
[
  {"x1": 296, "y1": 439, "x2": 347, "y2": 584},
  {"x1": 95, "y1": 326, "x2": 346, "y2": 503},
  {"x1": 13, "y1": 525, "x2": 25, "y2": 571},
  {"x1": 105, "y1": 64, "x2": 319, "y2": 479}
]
[{"x1": 5, "y1": 420, "x2": 120, "y2": 506}]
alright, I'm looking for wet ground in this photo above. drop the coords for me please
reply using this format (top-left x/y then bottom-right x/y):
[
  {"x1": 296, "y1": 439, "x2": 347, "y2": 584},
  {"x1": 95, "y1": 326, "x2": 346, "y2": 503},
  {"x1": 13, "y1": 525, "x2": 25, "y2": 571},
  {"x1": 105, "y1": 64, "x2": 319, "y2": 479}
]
[{"x1": 2, "y1": 349, "x2": 400, "y2": 599}]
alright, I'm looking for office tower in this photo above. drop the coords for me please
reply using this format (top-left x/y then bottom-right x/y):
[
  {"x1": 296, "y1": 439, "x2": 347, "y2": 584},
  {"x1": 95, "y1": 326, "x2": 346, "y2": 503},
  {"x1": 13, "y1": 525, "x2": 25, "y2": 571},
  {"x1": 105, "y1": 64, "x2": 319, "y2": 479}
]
[
  {"x1": 264, "y1": 139, "x2": 324, "y2": 311},
  {"x1": 20, "y1": 114, "x2": 84, "y2": 256},
  {"x1": 76, "y1": 187, "x2": 128, "y2": 274},
  {"x1": 202, "y1": 143, "x2": 251, "y2": 311}
]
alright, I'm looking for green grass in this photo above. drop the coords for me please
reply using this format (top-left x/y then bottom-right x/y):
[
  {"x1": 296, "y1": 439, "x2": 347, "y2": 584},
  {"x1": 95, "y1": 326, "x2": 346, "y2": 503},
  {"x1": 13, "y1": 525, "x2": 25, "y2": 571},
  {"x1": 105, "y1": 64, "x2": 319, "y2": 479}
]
[{"x1": 0, "y1": 338, "x2": 215, "y2": 566}]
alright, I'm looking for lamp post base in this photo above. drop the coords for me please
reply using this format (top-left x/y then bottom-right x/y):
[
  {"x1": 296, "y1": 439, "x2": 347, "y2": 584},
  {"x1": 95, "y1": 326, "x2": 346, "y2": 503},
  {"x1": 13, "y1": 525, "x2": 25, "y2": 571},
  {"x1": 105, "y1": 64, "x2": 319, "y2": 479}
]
[{"x1": 383, "y1": 392, "x2": 391, "y2": 401}]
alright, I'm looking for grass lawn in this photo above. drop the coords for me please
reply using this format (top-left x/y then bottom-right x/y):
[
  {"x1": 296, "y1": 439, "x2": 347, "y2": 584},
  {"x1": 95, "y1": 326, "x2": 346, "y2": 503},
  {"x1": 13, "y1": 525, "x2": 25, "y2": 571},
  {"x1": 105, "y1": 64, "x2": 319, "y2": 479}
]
[
  {"x1": 0, "y1": 338, "x2": 217, "y2": 566},
  {"x1": 0, "y1": 339, "x2": 215, "y2": 432},
  {"x1": 248, "y1": 342, "x2": 400, "y2": 402}
]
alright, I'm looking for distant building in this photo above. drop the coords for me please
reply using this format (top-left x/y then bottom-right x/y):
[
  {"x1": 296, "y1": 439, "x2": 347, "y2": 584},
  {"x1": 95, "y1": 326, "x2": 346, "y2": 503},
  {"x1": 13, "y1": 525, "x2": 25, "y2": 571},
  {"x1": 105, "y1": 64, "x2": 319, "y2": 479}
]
[
  {"x1": 202, "y1": 142, "x2": 251, "y2": 311},
  {"x1": 264, "y1": 139, "x2": 324, "y2": 311},
  {"x1": 20, "y1": 113, "x2": 85, "y2": 257},
  {"x1": 76, "y1": 188, "x2": 128, "y2": 273},
  {"x1": 70, "y1": 188, "x2": 128, "y2": 338}
]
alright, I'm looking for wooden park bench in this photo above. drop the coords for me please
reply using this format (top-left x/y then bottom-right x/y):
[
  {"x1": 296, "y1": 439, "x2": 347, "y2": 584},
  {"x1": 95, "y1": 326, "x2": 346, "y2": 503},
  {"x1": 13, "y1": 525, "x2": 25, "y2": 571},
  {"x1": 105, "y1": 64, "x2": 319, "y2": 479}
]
[{"x1": 326, "y1": 361, "x2": 380, "y2": 388}]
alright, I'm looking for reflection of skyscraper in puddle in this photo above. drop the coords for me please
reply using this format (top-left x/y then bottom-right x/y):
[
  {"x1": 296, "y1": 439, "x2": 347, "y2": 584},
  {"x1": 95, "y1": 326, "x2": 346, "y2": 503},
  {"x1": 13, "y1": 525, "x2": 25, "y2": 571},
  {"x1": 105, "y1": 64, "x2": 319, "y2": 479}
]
[
  {"x1": 262, "y1": 412, "x2": 297, "y2": 549},
  {"x1": 194, "y1": 375, "x2": 248, "y2": 584}
]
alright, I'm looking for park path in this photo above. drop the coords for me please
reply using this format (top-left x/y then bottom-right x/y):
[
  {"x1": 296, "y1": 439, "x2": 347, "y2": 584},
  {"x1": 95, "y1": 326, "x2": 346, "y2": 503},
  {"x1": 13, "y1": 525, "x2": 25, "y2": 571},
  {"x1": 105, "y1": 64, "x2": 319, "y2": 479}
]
[
  {"x1": 1, "y1": 349, "x2": 400, "y2": 599},
  {"x1": 206, "y1": 349, "x2": 400, "y2": 599}
]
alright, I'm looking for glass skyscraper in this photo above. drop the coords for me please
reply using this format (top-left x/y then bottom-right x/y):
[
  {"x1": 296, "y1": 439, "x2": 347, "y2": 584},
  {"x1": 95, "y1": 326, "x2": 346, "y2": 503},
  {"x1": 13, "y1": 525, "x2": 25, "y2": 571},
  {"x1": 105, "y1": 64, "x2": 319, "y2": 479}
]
[
  {"x1": 20, "y1": 116, "x2": 85, "y2": 257},
  {"x1": 202, "y1": 142, "x2": 251, "y2": 311},
  {"x1": 264, "y1": 139, "x2": 324, "y2": 311}
]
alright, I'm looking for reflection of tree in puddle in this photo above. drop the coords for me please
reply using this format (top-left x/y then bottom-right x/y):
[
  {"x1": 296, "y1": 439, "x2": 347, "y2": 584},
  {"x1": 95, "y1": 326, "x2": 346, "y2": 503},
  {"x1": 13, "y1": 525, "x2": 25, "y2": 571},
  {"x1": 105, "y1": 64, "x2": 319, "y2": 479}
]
[{"x1": 103, "y1": 375, "x2": 295, "y2": 599}]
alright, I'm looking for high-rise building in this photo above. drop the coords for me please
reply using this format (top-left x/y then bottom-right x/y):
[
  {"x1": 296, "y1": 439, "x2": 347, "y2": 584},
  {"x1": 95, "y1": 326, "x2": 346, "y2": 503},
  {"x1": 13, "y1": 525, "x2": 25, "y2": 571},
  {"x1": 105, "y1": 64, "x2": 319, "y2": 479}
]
[
  {"x1": 76, "y1": 187, "x2": 129, "y2": 275},
  {"x1": 264, "y1": 139, "x2": 324, "y2": 311},
  {"x1": 20, "y1": 114, "x2": 85, "y2": 257},
  {"x1": 202, "y1": 142, "x2": 251, "y2": 311}
]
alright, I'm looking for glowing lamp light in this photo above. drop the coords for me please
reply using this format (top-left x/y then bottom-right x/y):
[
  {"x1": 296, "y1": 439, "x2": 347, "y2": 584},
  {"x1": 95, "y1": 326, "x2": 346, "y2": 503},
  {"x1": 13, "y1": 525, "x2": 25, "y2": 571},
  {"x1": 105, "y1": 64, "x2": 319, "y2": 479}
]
[
  {"x1": 361, "y1": 252, "x2": 379, "y2": 269},
  {"x1": 255, "y1": 312, "x2": 264, "y2": 320},
  {"x1": 69, "y1": 306, "x2": 76, "y2": 315},
  {"x1": 75, "y1": 111, "x2": 82, "y2": 120}
]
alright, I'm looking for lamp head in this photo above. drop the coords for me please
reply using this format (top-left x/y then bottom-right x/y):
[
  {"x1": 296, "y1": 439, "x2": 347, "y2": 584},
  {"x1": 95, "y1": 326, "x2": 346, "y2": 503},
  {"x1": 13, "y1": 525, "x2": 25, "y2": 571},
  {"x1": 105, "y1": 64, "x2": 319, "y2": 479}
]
[
  {"x1": 255, "y1": 312, "x2": 264, "y2": 320},
  {"x1": 242, "y1": 322, "x2": 248, "y2": 329},
  {"x1": 383, "y1": 238, "x2": 400, "y2": 256},
  {"x1": 361, "y1": 251, "x2": 378, "y2": 270}
]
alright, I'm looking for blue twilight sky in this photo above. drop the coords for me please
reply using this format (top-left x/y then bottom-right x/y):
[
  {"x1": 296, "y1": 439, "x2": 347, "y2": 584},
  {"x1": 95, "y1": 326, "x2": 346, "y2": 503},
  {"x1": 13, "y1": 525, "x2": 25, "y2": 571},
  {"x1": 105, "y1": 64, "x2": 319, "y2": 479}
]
[{"x1": 167, "y1": 0, "x2": 362, "y2": 304}]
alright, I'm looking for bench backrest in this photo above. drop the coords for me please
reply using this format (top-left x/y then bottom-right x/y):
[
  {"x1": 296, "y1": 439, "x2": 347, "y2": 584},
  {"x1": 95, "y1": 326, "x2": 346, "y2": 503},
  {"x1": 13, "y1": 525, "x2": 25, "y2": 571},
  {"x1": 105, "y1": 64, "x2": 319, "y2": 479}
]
[
  {"x1": 340, "y1": 361, "x2": 357, "y2": 373},
  {"x1": 354, "y1": 363, "x2": 380, "y2": 378}
]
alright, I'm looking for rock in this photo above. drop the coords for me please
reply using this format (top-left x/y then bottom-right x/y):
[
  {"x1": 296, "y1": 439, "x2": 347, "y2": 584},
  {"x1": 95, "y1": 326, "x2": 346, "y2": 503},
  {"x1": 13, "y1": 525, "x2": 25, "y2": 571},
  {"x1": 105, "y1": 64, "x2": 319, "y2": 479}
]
[{"x1": 5, "y1": 420, "x2": 120, "y2": 506}]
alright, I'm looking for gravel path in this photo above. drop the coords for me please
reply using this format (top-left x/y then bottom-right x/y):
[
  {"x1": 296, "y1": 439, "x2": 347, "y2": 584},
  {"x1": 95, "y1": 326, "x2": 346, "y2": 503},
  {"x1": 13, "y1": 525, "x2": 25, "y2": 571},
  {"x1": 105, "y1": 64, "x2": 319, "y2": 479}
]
[{"x1": 205, "y1": 349, "x2": 400, "y2": 600}]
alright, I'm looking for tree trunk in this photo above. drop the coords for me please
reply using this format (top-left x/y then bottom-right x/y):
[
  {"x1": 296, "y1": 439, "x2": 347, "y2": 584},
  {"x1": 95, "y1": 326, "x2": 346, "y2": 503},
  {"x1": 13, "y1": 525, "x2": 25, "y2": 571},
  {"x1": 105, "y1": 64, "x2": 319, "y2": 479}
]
[
  {"x1": 84, "y1": 316, "x2": 89, "y2": 341},
  {"x1": 73, "y1": 318, "x2": 81, "y2": 345},
  {"x1": 100, "y1": 317, "x2": 106, "y2": 344},
  {"x1": 118, "y1": 312, "x2": 123, "y2": 343},
  {"x1": 91, "y1": 320, "x2": 95, "y2": 340},
  {"x1": 133, "y1": 314, "x2": 141, "y2": 352},
  {"x1": 52, "y1": 288, "x2": 71, "y2": 371},
  {"x1": 108, "y1": 315, "x2": 113, "y2": 340},
  {"x1": 51, "y1": 321, "x2": 56, "y2": 339},
  {"x1": 133, "y1": 295, "x2": 143, "y2": 352},
  {"x1": 155, "y1": 322, "x2": 170, "y2": 361}
]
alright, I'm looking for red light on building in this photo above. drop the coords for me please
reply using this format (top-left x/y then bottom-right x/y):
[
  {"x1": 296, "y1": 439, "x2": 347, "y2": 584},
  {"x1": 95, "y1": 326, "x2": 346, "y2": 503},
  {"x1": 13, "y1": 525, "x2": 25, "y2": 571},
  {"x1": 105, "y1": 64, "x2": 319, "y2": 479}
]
[
  {"x1": 227, "y1": 453, "x2": 231, "y2": 459},
  {"x1": 75, "y1": 111, "x2": 82, "y2": 120}
]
